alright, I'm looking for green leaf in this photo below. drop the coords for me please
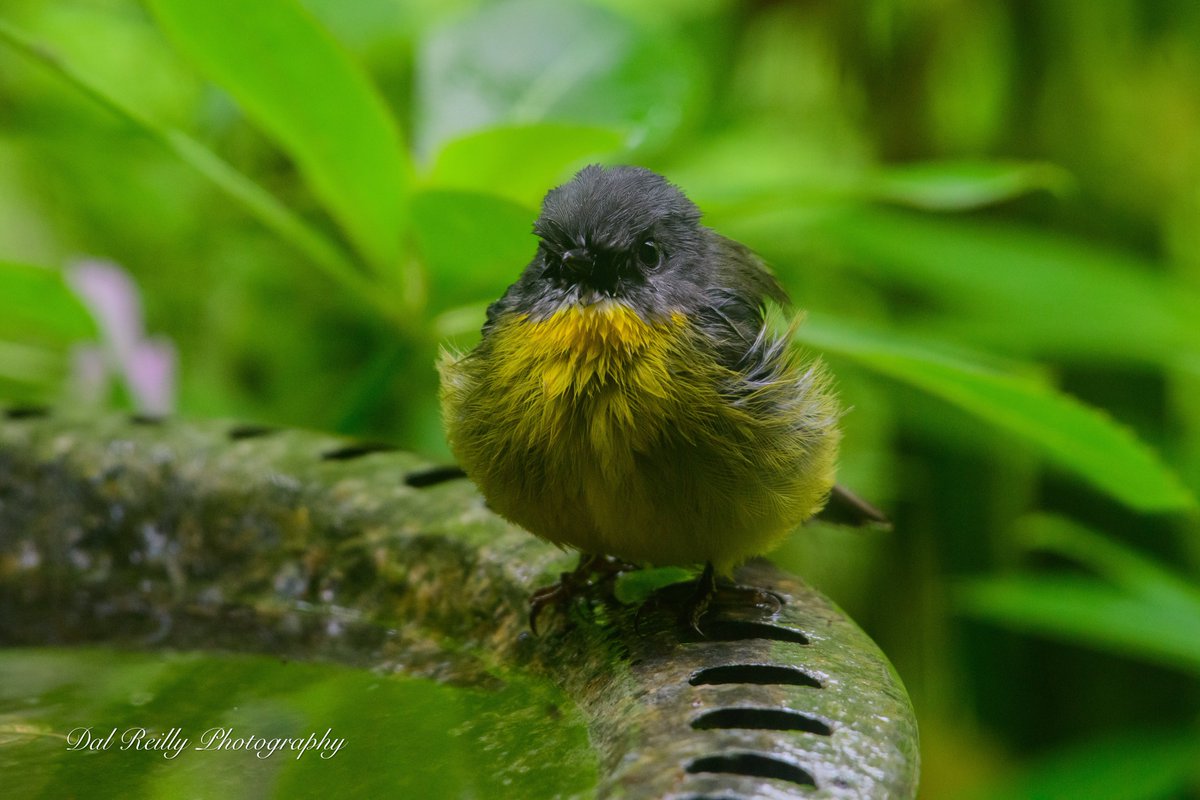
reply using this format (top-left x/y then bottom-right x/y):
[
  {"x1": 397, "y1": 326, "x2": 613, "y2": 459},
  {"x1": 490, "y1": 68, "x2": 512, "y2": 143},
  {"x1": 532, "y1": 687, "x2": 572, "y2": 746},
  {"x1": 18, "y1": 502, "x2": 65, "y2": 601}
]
[
  {"x1": 0, "y1": 261, "x2": 95, "y2": 345},
  {"x1": 690, "y1": 153, "x2": 1067, "y2": 216},
  {"x1": 0, "y1": 340, "x2": 61, "y2": 386},
  {"x1": 869, "y1": 159, "x2": 1073, "y2": 211},
  {"x1": 806, "y1": 209, "x2": 1198, "y2": 363},
  {"x1": 797, "y1": 316, "x2": 1195, "y2": 512},
  {"x1": 613, "y1": 566, "x2": 697, "y2": 605},
  {"x1": 0, "y1": 19, "x2": 395, "y2": 323},
  {"x1": 164, "y1": 132, "x2": 395, "y2": 318},
  {"x1": 145, "y1": 0, "x2": 412, "y2": 277},
  {"x1": 411, "y1": 189, "x2": 535, "y2": 310},
  {"x1": 956, "y1": 575, "x2": 1200, "y2": 675},
  {"x1": 415, "y1": 0, "x2": 695, "y2": 156},
  {"x1": 957, "y1": 519, "x2": 1200, "y2": 676},
  {"x1": 960, "y1": 727, "x2": 1200, "y2": 800},
  {"x1": 1014, "y1": 514, "x2": 1200, "y2": 613},
  {"x1": 426, "y1": 123, "x2": 624, "y2": 208},
  {"x1": 0, "y1": 261, "x2": 93, "y2": 396},
  {"x1": 666, "y1": 124, "x2": 866, "y2": 214}
]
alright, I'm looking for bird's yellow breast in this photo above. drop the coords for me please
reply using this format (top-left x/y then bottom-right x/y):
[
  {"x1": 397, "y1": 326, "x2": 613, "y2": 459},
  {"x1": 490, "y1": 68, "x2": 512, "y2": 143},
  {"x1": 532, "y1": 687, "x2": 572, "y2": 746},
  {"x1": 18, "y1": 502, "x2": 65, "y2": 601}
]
[
  {"x1": 493, "y1": 301, "x2": 684, "y2": 400},
  {"x1": 480, "y1": 302, "x2": 691, "y2": 480},
  {"x1": 438, "y1": 299, "x2": 839, "y2": 570}
]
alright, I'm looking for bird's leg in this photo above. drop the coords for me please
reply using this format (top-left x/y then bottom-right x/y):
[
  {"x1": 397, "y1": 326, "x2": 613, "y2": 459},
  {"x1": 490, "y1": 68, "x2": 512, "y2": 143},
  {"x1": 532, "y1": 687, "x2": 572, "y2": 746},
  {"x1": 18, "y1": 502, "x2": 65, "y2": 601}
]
[
  {"x1": 581, "y1": 553, "x2": 640, "y2": 580},
  {"x1": 529, "y1": 553, "x2": 637, "y2": 634},
  {"x1": 634, "y1": 561, "x2": 723, "y2": 634},
  {"x1": 712, "y1": 577, "x2": 783, "y2": 617},
  {"x1": 682, "y1": 561, "x2": 718, "y2": 635},
  {"x1": 637, "y1": 561, "x2": 783, "y2": 636}
]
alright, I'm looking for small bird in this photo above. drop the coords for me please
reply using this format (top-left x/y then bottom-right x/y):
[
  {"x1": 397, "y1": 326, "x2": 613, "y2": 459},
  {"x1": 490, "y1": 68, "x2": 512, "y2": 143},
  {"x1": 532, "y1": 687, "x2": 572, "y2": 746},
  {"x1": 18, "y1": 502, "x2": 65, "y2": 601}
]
[{"x1": 439, "y1": 165, "x2": 844, "y2": 630}]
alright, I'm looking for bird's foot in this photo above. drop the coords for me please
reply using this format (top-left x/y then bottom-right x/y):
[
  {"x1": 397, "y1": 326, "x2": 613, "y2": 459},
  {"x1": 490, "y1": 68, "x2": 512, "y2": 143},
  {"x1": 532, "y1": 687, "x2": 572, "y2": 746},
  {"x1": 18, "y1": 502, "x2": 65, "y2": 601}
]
[
  {"x1": 529, "y1": 553, "x2": 637, "y2": 634},
  {"x1": 637, "y1": 561, "x2": 783, "y2": 636},
  {"x1": 682, "y1": 561, "x2": 718, "y2": 635},
  {"x1": 583, "y1": 553, "x2": 640, "y2": 579}
]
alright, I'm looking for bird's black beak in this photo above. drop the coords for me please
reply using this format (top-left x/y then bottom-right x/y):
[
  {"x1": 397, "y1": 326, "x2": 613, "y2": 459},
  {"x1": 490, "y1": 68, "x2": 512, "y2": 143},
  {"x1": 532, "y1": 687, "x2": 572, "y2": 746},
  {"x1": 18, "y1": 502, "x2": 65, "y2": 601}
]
[
  {"x1": 560, "y1": 246, "x2": 619, "y2": 297},
  {"x1": 562, "y1": 248, "x2": 594, "y2": 279}
]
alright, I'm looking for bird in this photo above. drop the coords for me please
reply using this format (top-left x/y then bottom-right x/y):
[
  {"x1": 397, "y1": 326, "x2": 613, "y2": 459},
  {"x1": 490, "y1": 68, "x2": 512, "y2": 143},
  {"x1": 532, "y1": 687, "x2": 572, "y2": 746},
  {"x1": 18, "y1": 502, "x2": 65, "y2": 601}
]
[{"x1": 438, "y1": 164, "x2": 850, "y2": 632}]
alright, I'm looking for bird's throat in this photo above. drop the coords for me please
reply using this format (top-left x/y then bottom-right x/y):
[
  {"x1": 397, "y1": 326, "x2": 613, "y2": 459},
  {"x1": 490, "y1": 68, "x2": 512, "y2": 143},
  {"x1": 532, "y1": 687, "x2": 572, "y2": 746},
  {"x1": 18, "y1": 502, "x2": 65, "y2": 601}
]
[{"x1": 497, "y1": 302, "x2": 687, "y2": 399}]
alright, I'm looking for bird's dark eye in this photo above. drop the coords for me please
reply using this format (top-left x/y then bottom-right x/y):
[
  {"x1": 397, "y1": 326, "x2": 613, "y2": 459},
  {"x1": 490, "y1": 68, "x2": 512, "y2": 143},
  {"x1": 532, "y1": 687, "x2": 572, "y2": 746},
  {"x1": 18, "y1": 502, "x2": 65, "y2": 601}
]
[
  {"x1": 637, "y1": 239, "x2": 661, "y2": 269},
  {"x1": 539, "y1": 244, "x2": 561, "y2": 268}
]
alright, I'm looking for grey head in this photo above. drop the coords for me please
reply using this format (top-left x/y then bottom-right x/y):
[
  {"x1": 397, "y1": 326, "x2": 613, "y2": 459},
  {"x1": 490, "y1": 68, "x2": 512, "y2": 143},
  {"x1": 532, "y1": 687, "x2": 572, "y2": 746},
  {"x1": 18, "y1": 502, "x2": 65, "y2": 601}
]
[{"x1": 502, "y1": 165, "x2": 719, "y2": 320}]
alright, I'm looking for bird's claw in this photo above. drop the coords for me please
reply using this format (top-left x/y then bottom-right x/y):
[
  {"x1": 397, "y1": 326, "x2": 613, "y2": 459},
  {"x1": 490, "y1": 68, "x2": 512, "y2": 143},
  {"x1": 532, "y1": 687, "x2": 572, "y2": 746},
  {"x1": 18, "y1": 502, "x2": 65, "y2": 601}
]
[
  {"x1": 528, "y1": 553, "x2": 636, "y2": 634},
  {"x1": 682, "y1": 561, "x2": 717, "y2": 635},
  {"x1": 636, "y1": 561, "x2": 783, "y2": 637}
]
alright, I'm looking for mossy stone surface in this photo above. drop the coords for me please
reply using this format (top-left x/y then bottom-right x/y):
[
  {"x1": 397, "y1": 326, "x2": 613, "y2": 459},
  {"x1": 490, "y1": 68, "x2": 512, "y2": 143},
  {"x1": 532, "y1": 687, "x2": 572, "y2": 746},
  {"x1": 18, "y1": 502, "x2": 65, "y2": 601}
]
[{"x1": 0, "y1": 412, "x2": 918, "y2": 798}]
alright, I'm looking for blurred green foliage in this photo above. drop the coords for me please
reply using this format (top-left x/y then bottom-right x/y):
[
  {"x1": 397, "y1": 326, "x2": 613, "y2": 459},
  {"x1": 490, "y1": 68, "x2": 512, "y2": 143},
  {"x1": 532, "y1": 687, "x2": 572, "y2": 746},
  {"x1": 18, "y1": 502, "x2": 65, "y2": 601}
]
[{"x1": 2, "y1": 0, "x2": 1200, "y2": 796}]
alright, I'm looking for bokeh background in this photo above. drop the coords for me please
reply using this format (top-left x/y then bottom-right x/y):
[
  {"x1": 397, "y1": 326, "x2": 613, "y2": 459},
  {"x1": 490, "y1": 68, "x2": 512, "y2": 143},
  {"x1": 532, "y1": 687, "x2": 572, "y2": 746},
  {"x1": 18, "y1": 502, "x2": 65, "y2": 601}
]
[{"x1": 3, "y1": 0, "x2": 1200, "y2": 796}]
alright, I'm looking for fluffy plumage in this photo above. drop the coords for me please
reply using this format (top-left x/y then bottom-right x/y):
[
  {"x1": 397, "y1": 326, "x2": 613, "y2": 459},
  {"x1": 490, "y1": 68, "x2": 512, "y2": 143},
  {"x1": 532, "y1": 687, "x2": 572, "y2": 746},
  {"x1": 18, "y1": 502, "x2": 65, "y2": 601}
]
[{"x1": 439, "y1": 165, "x2": 840, "y2": 573}]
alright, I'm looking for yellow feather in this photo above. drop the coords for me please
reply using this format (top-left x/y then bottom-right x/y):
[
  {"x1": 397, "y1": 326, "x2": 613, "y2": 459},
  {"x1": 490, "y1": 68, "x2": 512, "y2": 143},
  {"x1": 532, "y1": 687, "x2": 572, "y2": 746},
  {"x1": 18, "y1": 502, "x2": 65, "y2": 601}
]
[{"x1": 439, "y1": 301, "x2": 840, "y2": 573}]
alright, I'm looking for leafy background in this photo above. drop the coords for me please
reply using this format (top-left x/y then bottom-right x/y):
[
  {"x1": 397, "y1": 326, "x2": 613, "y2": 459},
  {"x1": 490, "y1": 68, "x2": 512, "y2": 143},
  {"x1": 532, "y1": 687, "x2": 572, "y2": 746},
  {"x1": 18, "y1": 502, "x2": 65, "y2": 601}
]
[{"x1": 2, "y1": 0, "x2": 1200, "y2": 797}]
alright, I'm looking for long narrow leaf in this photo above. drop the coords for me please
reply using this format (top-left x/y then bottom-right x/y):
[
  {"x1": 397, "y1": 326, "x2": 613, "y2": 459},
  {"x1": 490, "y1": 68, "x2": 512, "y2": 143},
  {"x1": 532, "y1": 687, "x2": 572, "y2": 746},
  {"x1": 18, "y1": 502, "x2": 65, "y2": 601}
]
[
  {"x1": 0, "y1": 19, "x2": 395, "y2": 322},
  {"x1": 145, "y1": 0, "x2": 411, "y2": 279},
  {"x1": 798, "y1": 316, "x2": 1195, "y2": 512},
  {"x1": 1015, "y1": 514, "x2": 1200, "y2": 612},
  {"x1": 810, "y1": 209, "x2": 1197, "y2": 363},
  {"x1": 869, "y1": 159, "x2": 1072, "y2": 211},
  {"x1": 0, "y1": 261, "x2": 95, "y2": 344},
  {"x1": 956, "y1": 575, "x2": 1200, "y2": 675},
  {"x1": 960, "y1": 727, "x2": 1200, "y2": 800}
]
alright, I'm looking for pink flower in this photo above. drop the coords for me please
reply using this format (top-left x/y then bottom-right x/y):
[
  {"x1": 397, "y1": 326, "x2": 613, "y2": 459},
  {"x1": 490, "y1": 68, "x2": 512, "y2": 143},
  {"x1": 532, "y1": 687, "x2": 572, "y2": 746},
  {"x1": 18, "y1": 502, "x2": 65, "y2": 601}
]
[{"x1": 67, "y1": 259, "x2": 176, "y2": 415}]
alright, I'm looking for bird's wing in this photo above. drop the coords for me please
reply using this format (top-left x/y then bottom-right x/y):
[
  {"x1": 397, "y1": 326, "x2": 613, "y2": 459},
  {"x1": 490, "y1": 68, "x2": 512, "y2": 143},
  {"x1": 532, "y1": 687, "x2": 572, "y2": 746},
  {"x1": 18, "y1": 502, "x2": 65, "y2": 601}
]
[
  {"x1": 695, "y1": 235, "x2": 793, "y2": 372},
  {"x1": 713, "y1": 235, "x2": 790, "y2": 309}
]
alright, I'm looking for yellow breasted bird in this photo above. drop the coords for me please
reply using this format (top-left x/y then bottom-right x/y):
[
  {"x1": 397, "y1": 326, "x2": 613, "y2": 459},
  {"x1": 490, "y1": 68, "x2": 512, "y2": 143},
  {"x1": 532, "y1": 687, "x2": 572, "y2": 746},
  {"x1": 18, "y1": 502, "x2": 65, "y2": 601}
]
[{"x1": 439, "y1": 165, "x2": 849, "y2": 630}]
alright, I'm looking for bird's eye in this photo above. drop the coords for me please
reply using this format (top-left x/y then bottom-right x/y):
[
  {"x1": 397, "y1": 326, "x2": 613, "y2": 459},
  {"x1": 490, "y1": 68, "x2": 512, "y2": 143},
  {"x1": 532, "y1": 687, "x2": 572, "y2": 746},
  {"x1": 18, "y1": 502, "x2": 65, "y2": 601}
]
[{"x1": 637, "y1": 239, "x2": 661, "y2": 269}]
